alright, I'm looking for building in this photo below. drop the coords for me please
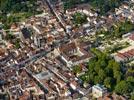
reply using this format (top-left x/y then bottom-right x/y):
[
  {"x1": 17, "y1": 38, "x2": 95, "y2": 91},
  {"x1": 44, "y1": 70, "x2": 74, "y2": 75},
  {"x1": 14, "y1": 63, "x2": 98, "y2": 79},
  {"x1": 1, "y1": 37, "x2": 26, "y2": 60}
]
[
  {"x1": 21, "y1": 27, "x2": 31, "y2": 39},
  {"x1": 128, "y1": 33, "x2": 134, "y2": 45},
  {"x1": 58, "y1": 41, "x2": 93, "y2": 67},
  {"x1": 34, "y1": 34, "x2": 46, "y2": 48},
  {"x1": 114, "y1": 48, "x2": 134, "y2": 62},
  {"x1": 98, "y1": 93, "x2": 127, "y2": 100},
  {"x1": 92, "y1": 84, "x2": 107, "y2": 98},
  {"x1": 122, "y1": 32, "x2": 134, "y2": 45}
]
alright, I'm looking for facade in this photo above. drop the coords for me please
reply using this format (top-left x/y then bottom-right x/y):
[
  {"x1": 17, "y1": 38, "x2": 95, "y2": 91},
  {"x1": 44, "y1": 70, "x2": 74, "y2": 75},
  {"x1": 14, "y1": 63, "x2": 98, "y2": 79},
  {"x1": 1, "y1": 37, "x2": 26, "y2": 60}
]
[
  {"x1": 114, "y1": 49, "x2": 134, "y2": 62},
  {"x1": 34, "y1": 35, "x2": 46, "y2": 48},
  {"x1": 92, "y1": 84, "x2": 107, "y2": 98}
]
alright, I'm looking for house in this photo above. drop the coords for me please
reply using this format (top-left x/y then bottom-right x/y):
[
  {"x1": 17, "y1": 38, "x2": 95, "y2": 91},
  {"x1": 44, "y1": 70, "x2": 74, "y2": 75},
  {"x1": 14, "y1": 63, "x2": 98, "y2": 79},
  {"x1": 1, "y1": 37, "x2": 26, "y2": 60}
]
[
  {"x1": 98, "y1": 93, "x2": 127, "y2": 100},
  {"x1": 70, "y1": 81, "x2": 78, "y2": 90},
  {"x1": 122, "y1": 31, "x2": 134, "y2": 45},
  {"x1": 129, "y1": 33, "x2": 134, "y2": 45},
  {"x1": 77, "y1": 88, "x2": 88, "y2": 96},
  {"x1": 114, "y1": 49, "x2": 134, "y2": 62},
  {"x1": 92, "y1": 84, "x2": 107, "y2": 98},
  {"x1": 66, "y1": 25, "x2": 72, "y2": 33},
  {"x1": 114, "y1": 53, "x2": 127, "y2": 62}
]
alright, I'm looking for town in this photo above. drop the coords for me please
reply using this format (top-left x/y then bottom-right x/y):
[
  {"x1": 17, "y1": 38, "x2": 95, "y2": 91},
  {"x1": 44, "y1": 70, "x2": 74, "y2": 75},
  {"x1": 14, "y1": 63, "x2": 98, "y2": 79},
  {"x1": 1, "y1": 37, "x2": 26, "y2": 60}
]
[{"x1": 0, "y1": 0, "x2": 134, "y2": 100}]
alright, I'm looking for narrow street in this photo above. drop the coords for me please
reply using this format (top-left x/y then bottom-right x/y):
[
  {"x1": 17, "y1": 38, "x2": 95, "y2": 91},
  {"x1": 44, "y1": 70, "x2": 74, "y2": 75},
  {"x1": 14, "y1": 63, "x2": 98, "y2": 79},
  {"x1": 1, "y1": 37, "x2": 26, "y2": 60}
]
[
  {"x1": 9, "y1": 49, "x2": 51, "y2": 68},
  {"x1": 43, "y1": 0, "x2": 66, "y2": 31}
]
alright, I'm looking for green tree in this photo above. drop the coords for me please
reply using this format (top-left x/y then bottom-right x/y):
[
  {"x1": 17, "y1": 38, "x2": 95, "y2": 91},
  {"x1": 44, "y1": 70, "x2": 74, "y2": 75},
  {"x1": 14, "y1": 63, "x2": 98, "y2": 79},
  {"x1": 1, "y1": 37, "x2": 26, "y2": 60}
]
[
  {"x1": 127, "y1": 76, "x2": 134, "y2": 83},
  {"x1": 94, "y1": 75, "x2": 102, "y2": 84},
  {"x1": 104, "y1": 67, "x2": 113, "y2": 77},
  {"x1": 113, "y1": 70, "x2": 122, "y2": 83},
  {"x1": 73, "y1": 65, "x2": 81, "y2": 74},
  {"x1": 112, "y1": 61, "x2": 121, "y2": 71},
  {"x1": 98, "y1": 69, "x2": 106, "y2": 81},
  {"x1": 80, "y1": 49, "x2": 123, "y2": 92},
  {"x1": 73, "y1": 12, "x2": 87, "y2": 25},
  {"x1": 14, "y1": 38, "x2": 21, "y2": 49},
  {"x1": 63, "y1": 0, "x2": 123, "y2": 15},
  {"x1": 104, "y1": 77, "x2": 112, "y2": 89},
  {"x1": 131, "y1": 92, "x2": 134, "y2": 100},
  {"x1": 0, "y1": 0, "x2": 43, "y2": 29},
  {"x1": 94, "y1": 65, "x2": 101, "y2": 73},
  {"x1": 115, "y1": 81, "x2": 132, "y2": 95},
  {"x1": 89, "y1": 71, "x2": 97, "y2": 84},
  {"x1": 91, "y1": 48, "x2": 102, "y2": 57},
  {"x1": 5, "y1": 33, "x2": 15, "y2": 40}
]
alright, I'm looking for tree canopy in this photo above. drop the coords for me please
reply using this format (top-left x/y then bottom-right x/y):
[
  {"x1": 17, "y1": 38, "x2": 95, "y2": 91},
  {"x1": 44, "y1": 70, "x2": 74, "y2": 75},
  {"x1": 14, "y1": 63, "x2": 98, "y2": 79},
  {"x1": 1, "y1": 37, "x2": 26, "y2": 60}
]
[
  {"x1": 72, "y1": 12, "x2": 87, "y2": 26},
  {"x1": 0, "y1": 0, "x2": 39, "y2": 14},
  {"x1": 62, "y1": 0, "x2": 123, "y2": 15},
  {"x1": 80, "y1": 48, "x2": 125, "y2": 91},
  {"x1": 115, "y1": 81, "x2": 133, "y2": 95},
  {"x1": 0, "y1": 0, "x2": 43, "y2": 29},
  {"x1": 97, "y1": 21, "x2": 134, "y2": 38},
  {"x1": 80, "y1": 48, "x2": 134, "y2": 96}
]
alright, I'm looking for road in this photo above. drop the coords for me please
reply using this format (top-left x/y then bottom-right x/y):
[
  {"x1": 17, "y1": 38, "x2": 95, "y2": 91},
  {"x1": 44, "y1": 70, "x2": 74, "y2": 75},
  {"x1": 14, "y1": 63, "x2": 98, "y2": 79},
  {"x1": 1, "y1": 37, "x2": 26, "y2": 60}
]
[
  {"x1": 42, "y1": 62, "x2": 68, "y2": 83},
  {"x1": 43, "y1": 0, "x2": 66, "y2": 31},
  {"x1": 24, "y1": 67, "x2": 49, "y2": 94},
  {"x1": 9, "y1": 49, "x2": 51, "y2": 68}
]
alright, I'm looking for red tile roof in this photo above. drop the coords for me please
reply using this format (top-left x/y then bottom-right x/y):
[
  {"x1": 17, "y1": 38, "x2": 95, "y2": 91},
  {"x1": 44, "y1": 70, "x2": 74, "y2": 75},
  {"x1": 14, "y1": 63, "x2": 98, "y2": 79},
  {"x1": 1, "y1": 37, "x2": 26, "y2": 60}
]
[
  {"x1": 117, "y1": 49, "x2": 134, "y2": 59},
  {"x1": 129, "y1": 33, "x2": 134, "y2": 41}
]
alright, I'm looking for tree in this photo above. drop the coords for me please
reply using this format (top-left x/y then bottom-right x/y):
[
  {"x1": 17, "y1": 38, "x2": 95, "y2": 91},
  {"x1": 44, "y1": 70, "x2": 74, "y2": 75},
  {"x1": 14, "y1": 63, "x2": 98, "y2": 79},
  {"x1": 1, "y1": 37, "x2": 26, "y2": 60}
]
[
  {"x1": 73, "y1": 65, "x2": 81, "y2": 74},
  {"x1": 113, "y1": 70, "x2": 122, "y2": 83},
  {"x1": 73, "y1": 12, "x2": 87, "y2": 25},
  {"x1": 0, "y1": 0, "x2": 43, "y2": 29},
  {"x1": 131, "y1": 92, "x2": 134, "y2": 100},
  {"x1": 89, "y1": 71, "x2": 97, "y2": 84},
  {"x1": 94, "y1": 65, "x2": 101, "y2": 73},
  {"x1": 105, "y1": 67, "x2": 113, "y2": 77},
  {"x1": 98, "y1": 69, "x2": 106, "y2": 81},
  {"x1": 127, "y1": 76, "x2": 134, "y2": 83},
  {"x1": 81, "y1": 49, "x2": 124, "y2": 92},
  {"x1": 91, "y1": 48, "x2": 102, "y2": 57},
  {"x1": 107, "y1": 60, "x2": 114, "y2": 68},
  {"x1": 104, "y1": 77, "x2": 112, "y2": 89},
  {"x1": 112, "y1": 61, "x2": 121, "y2": 71},
  {"x1": 99, "y1": 60, "x2": 107, "y2": 69},
  {"x1": 5, "y1": 33, "x2": 15, "y2": 40},
  {"x1": 0, "y1": 0, "x2": 39, "y2": 13},
  {"x1": 115, "y1": 81, "x2": 132, "y2": 95},
  {"x1": 14, "y1": 38, "x2": 21, "y2": 49},
  {"x1": 63, "y1": 0, "x2": 123, "y2": 15},
  {"x1": 94, "y1": 75, "x2": 102, "y2": 84},
  {"x1": 80, "y1": 74, "x2": 90, "y2": 83},
  {"x1": 88, "y1": 58, "x2": 96, "y2": 72}
]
